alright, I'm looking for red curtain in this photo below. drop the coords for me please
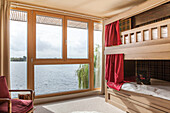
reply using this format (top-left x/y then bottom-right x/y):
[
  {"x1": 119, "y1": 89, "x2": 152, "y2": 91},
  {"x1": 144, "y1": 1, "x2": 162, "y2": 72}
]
[
  {"x1": 105, "y1": 21, "x2": 124, "y2": 91},
  {"x1": 105, "y1": 21, "x2": 121, "y2": 47}
]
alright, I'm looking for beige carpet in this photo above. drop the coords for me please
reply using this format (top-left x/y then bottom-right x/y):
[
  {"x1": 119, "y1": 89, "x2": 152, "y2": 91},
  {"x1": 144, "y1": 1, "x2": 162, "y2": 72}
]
[{"x1": 35, "y1": 96, "x2": 126, "y2": 113}]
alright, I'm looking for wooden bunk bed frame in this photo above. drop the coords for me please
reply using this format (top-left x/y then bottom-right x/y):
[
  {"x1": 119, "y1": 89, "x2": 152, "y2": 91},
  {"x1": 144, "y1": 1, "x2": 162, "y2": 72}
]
[
  {"x1": 104, "y1": 0, "x2": 170, "y2": 113},
  {"x1": 105, "y1": 88, "x2": 170, "y2": 113},
  {"x1": 105, "y1": 19, "x2": 170, "y2": 60}
]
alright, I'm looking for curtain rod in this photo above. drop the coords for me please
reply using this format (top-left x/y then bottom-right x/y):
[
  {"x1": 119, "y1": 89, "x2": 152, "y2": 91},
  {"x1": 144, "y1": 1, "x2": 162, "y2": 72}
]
[{"x1": 10, "y1": 2, "x2": 105, "y2": 21}]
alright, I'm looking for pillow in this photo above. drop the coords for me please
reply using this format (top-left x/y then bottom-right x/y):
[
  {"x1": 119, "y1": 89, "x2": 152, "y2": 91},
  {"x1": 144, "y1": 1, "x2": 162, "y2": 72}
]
[
  {"x1": 136, "y1": 70, "x2": 151, "y2": 85},
  {"x1": 0, "y1": 76, "x2": 10, "y2": 98}
]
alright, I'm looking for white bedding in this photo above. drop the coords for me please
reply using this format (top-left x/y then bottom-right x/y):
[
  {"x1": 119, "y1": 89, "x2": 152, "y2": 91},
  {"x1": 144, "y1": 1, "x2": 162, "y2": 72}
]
[{"x1": 121, "y1": 79, "x2": 170, "y2": 100}]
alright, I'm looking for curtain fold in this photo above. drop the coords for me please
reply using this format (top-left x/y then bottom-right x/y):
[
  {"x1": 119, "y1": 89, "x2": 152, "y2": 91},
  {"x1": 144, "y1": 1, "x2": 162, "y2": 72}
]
[
  {"x1": 105, "y1": 21, "x2": 121, "y2": 47},
  {"x1": 0, "y1": 0, "x2": 11, "y2": 87},
  {"x1": 105, "y1": 54, "x2": 124, "y2": 90},
  {"x1": 105, "y1": 21, "x2": 124, "y2": 91}
]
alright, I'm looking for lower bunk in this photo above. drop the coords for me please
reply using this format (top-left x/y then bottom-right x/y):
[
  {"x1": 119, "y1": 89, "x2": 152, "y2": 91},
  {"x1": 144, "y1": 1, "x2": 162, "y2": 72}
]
[{"x1": 105, "y1": 79, "x2": 170, "y2": 113}]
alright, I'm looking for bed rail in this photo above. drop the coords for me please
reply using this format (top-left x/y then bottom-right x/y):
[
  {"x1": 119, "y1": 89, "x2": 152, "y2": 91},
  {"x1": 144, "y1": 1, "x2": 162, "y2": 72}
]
[
  {"x1": 105, "y1": 19, "x2": 170, "y2": 60},
  {"x1": 121, "y1": 19, "x2": 170, "y2": 45}
]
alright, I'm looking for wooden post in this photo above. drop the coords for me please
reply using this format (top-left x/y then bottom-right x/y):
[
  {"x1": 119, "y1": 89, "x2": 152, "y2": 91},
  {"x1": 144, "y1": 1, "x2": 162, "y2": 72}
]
[
  {"x1": 8, "y1": 99, "x2": 12, "y2": 113},
  {"x1": 149, "y1": 28, "x2": 152, "y2": 40},
  {"x1": 105, "y1": 81, "x2": 108, "y2": 102},
  {"x1": 157, "y1": 26, "x2": 161, "y2": 39},
  {"x1": 122, "y1": 35, "x2": 125, "y2": 44},
  {"x1": 89, "y1": 20, "x2": 94, "y2": 90},
  {"x1": 134, "y1": 32, "x2": 137, "y2": 43},
  {"x1": 168, "y1": 24, "x2": 170, "y2": 38},
  {"x1": 141, "y1": 30, "x2": 144, "y2": 41},
  {"x1": 101, "y1": 20, "x2": 105, "y2": 94},
  {"x1": 128, "y1": 34, "x2": 130, "y2": 44}
]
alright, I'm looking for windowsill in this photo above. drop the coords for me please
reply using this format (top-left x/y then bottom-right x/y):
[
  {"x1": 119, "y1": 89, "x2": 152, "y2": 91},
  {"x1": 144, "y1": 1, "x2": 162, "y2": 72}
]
[{"x1": 35, "y1": 90, "x2": 102, "y2": 105}]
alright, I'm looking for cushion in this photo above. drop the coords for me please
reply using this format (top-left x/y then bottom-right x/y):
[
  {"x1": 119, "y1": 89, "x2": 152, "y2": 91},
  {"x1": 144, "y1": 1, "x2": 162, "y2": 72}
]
[
  {"x1": 0, "y1": 76, "x2": 10, "y2": 98},
  {"x1": 0, "y1": 99, "x2": 33, "y2": 113}
]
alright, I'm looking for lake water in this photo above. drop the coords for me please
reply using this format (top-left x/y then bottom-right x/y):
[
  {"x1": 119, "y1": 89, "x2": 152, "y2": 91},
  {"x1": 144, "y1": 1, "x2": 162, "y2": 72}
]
[{"x1": 10, "y1": 62, "x2": 87, "y2": 97}]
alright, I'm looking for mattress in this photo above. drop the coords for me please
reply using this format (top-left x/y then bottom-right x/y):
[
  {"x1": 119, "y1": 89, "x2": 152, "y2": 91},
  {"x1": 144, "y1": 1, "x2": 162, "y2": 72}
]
[{"x1": 121, "y1": 78, "x2": 170, "y2": 100}]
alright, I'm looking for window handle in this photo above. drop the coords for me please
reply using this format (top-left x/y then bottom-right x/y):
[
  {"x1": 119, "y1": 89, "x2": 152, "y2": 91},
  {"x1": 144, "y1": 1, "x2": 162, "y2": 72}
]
[
  {"x1": 31, "y1": 58, "x2": 33, "y2": 63},
  {"x1": 65, "y1": 40, "x2": 67, "y2": 45}
]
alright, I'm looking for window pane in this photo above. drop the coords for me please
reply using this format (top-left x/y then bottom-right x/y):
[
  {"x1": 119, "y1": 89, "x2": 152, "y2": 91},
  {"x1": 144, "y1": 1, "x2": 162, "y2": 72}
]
[
  {"x1": 10, "y1": 10, "x2": 27, "y2": 98},
  {"x1": 67, "y1": 20, "x2": 88, "y2": 59},
  {"x1": 35, "y1": 64, "x2": 89, "y2": 95},
  {"x1": 36, "y1": 15, "x2": 62, "y2": 59},
  {"x1": 94, "y1": 23, "x2": 102, "y2": 88}
]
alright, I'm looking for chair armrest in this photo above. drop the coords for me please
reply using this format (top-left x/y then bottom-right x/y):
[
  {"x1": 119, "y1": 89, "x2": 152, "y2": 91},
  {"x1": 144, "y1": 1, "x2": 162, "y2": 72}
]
[
  {"x1": 0, "y1": 98, "x2": 12, "y2": 113},
  {"x1": 9, "y1": 89, "x2": 34, "y2": 101},
  {"x1": 0, "y1": 98, "x2": 10, "y2": 102}
]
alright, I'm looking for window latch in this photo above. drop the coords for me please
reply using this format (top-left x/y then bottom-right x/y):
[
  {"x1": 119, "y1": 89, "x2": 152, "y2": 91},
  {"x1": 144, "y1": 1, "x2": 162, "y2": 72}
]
[
  {"x1": 31, "y1": 58, "x2": 33, "y2": 63},
  {"x1": 65, "y1": 40, "x2": 67, "y2": 45}
]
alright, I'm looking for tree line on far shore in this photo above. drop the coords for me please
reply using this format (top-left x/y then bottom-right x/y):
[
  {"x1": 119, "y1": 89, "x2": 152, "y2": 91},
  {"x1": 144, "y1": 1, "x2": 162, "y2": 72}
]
[{"x1": 11, "y1": 56, "x2": 27, "y2": 61}]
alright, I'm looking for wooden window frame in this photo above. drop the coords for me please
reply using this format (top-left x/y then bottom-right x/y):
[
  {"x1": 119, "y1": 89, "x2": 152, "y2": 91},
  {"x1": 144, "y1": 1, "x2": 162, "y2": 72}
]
[
  {"x1": 93, "y1": 21, "x2": 102, "y2": 90},
  {"x1": 33, "y1": 11, "x2": 65, "y2": 62},
  {"x1": 10, "y1": 7, "x2": 102, "y2": 99},
  {"x1": 65, "y1": 16, "x2": 91, "y2": 60},
  {"x1": 10, "y1": 7, "x2": 31, "y2": 91}
]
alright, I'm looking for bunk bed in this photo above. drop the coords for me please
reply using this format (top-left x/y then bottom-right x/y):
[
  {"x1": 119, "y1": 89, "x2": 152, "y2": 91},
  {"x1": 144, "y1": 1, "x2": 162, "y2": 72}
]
[
  {"x1": 104, "y1": 0, "x2": 170, "y2": 113},
  {"x1": 105, "y1": 19, "x2": 170, "y2": 60}
]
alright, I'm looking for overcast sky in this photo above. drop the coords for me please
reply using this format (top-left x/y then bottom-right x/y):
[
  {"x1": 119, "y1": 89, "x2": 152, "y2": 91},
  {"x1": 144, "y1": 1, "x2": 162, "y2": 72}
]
[{"x1": 10, "y1": 20, "x2": 102, "y2": 59}]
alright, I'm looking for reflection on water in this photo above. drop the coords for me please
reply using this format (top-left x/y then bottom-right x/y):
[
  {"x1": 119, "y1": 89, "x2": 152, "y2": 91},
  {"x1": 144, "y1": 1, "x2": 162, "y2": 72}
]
[
  {"x1": 35, "y1": 65, "x2": 81, "y2": 95},
  {"x1": 10, "y1": 62, "x2": 83, "y2": 97},
  {"x1": 10, "y1": 62, "x2": 27, "y2": 90},
  {"x1": 10, "y1": 62, "x2": 27, "y2": 98}
]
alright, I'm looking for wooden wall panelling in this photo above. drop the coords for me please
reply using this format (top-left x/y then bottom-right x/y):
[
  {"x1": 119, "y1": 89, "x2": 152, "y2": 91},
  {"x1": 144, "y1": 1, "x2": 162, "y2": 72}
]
[
  {"x1": 104, "y1": 0, "x2": 169, "y2": 25},
  {"x1": 134, "y1": 2, "x2": 170, "y2": 27}
]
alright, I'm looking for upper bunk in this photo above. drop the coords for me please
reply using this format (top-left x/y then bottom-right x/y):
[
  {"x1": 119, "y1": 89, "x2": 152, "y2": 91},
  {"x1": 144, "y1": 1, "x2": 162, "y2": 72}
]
[{"x1": 104, "y1": 0, "x2": 170, "y2": 60}]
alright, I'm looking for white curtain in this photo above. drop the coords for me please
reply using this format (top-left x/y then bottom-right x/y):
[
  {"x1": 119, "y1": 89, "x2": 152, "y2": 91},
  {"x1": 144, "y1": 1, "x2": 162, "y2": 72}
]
[{"x1": 0, "y1": 0, "x2": 11, "y2": 87}]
